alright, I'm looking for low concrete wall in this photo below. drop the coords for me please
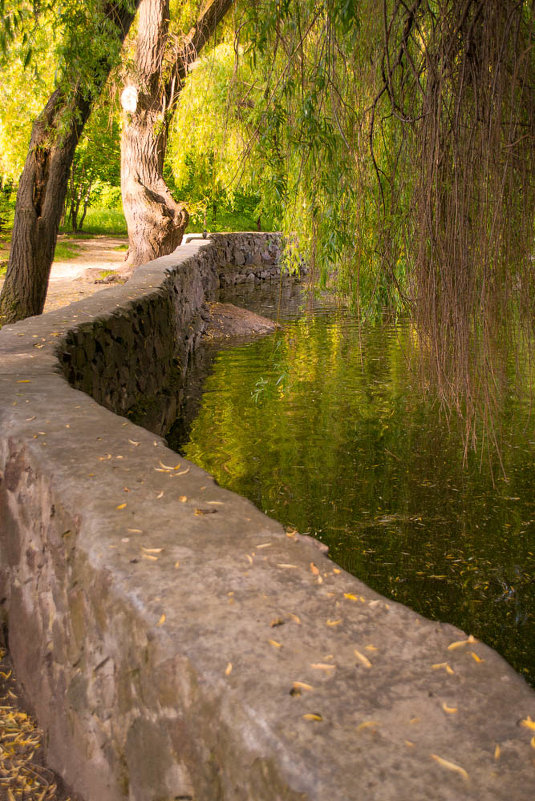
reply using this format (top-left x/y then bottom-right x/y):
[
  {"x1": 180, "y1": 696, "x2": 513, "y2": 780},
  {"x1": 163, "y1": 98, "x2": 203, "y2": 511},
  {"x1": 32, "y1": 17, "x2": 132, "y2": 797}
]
[{"x1": 0, "y1": 234, "x2": 533, "y2": 801}]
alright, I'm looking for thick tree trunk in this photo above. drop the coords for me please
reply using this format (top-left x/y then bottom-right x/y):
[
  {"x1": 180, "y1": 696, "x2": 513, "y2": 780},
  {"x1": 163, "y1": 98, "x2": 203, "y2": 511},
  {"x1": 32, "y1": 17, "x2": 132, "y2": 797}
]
[
  {"x1": 121, "y1": 0, "x2": 188, "y2": 269},
  {"x1": 121, "y1": 0, "x2": 233, "y2": 271},
  {"x1": 0, "y1": 1, "x2": 140, "y2": 326}
]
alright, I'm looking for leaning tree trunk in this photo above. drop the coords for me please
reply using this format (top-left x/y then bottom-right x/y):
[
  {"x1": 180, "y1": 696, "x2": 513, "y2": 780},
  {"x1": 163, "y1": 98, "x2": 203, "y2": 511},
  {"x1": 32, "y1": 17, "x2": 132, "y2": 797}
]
[
  {"x1": 121, "y1": 0, "x2": 233, "y2": 270},
  {"x1": 0, "y1": 1, "x2": 140, "y2": 326}
]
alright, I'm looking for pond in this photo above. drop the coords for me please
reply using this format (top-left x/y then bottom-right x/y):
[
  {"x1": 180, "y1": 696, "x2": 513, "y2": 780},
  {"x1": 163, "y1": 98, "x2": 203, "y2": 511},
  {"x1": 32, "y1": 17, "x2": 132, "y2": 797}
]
[{"x1": 166, "y1": 283, "x2": 535, "y2": 686}]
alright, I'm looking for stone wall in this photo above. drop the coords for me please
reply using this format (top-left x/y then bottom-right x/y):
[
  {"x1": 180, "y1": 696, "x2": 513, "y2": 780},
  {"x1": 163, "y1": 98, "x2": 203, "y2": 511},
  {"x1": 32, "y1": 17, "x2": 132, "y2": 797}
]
[{"x1": 0, "y1": 235, "x2": 534, "y2": 801}]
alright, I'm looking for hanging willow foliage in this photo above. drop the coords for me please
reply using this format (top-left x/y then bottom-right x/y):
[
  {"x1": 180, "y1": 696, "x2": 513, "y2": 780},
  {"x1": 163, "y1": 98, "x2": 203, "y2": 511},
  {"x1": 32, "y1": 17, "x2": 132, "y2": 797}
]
[
  {"x1": 227, "y1": 0, "x2": 535, "y2": 448},
  {"x1": 377, "y1": 0, "x2": 535, "y2": 444}
]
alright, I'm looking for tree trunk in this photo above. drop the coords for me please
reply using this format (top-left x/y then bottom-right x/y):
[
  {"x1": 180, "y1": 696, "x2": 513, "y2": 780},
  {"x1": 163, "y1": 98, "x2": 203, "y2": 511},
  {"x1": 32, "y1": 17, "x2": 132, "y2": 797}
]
[
  {"x1": 0, "y1": 1, "x2": 140, "y2": 326},
  {"x1": 121, "y1": 0, "x2": 233, "y2": 271}
]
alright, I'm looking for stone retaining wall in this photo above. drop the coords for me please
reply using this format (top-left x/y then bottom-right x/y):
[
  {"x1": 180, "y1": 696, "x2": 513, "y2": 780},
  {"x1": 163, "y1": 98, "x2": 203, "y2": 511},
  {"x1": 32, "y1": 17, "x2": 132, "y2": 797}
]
[{"x1": 0, "y1": 234, "x2": 534, "y2": 801}]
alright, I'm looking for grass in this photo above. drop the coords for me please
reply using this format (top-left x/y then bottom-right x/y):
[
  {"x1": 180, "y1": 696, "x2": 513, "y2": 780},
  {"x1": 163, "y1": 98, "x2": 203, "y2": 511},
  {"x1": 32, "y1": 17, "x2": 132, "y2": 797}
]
[{"x1": 54, "y1": 240, "x2": 82, "y2": 260}]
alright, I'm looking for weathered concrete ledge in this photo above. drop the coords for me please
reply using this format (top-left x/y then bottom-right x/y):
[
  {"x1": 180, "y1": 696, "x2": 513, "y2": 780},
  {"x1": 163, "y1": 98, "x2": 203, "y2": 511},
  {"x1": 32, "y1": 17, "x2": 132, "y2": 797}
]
[{"x1": 0, "y1": 234, "x2": 534, "y2": 801}]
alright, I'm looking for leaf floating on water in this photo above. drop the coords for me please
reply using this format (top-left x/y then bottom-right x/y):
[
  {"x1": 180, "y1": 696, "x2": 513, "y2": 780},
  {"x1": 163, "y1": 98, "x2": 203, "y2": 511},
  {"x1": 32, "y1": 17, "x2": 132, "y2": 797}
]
[
  {"x1": 303, "y1": 713, "x2": 323, "y2": 721},
  {"x1": 441, "y1": 702, "x2": 458, "y2": 714},
  {"x1": 354, "y1": 648, "x2": 372, "y2": 668},
  {"x1": 268, "y1": 639, "x2": 282, "y2": 648},
  {"x1": 521, "y1": 716, "x2": 535, "y2": 731},
  {"x1": 430, "y1": 754, "x2": 469, "y2": 781},
  {"x1": 494, "y1": 744, "x2": 501, "y2": 760},
  {"x1": 225, "y1": 662, "x2": 233, "y2": 676},
  {"x1": 116, "y1": 503, "x2": 127, "y2": 510},
  {"x1": 310, "y1": 663, "x2": 336, "y2": 671},
  {"x1": 310, "y1": 562, "x2": 320, "y2": 576},
  {"x1": 447, "y1": 634, "x2": 477, "y2": 650},
  {"x1": 157, "y1": 614, "x2": 166, "y2": 626},
  {"x1": 326, "y1": 619, "x2": 343, "y2": 627},
  {"x1": 470, "y1": 651, "x2": 484, "y2": 663}
]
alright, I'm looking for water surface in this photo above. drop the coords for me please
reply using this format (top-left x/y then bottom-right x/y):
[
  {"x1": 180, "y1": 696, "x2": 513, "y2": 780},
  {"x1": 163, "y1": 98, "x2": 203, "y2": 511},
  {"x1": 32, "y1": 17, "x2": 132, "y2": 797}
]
[{"x1": 167, "y1": 286, "x2": 535, "y2": 685}]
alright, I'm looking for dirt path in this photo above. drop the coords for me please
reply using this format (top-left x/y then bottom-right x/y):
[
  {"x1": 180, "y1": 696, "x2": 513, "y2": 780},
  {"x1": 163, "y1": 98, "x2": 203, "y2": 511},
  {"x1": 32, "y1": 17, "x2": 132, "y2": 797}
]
[{"x1": 0, "y1": 235, "x2": 128, "y2": 313}]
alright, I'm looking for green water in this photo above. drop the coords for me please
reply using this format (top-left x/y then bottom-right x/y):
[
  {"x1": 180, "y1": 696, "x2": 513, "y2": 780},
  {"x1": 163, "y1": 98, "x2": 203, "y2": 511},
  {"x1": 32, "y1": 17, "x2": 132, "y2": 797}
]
[{"x1": 167, "y1": 290, "x2": 535, "y2": 685}]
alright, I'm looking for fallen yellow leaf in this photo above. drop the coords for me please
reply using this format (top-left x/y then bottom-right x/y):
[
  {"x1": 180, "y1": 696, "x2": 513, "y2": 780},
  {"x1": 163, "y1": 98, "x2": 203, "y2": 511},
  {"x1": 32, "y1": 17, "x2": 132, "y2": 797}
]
[
  {"x1": 268, "y1": 639, "x2": 282, "y2": 648},
  {"x1": 432, "y1": 662, "x2": 455, "y2": 675},
  {"x1": 531, "y1": 736, "x2": 535, "y2": 750},
  {"x1": 470, "y1": 651, "x2": 484, "y2": 663},
  {"x1": 333, "y1": 568, "x2": 341, "y2": 574},
  {"x1": 156, "y1": 491, "x2": 164, "y2": 499},
  {"x1": 365, "y1": 645, "x2": 378, "y2": 652},
  {"x1": 128, "y1": 439, "x2": 140, "y2": 446},
  {"x1": 116, "y1": 503, "x2": 127, "y2": 510},
  {"x1": 174, "y1": 561, "x2": 180, "y2": 568},
  {"x1": 157, "y1": 614, "x2": 166, "y2": 626},
  {"x1": 447, "y1": 634, "x2": 477, "y2": 650},
  {"x1": 159, "y1": 460, "x2": 181, "y2": 470},
  {"x1": 127, "y1": 528, "x2": 143, "y2": 533},
  {"x1": 520, "y1": 716, "x2": 535, "y2": 731},
  {"x1": 354, "y1": 648, "x2": 372, "y2": 668},
  {"x1": 288, "y1": 613, "x2": 301, "y2": 624},
  {"x1": 303, "y1": 713, "x2": 323, "y2": 721},
  {"x1": 179, "y1": 495, "x2": 188, "y2": 502},
  {"x1": 326, "y1": 618, "x2": 343, "y2": 627},
  {"x1": 142, "y1": 553, "x2": 158, "y2": 561},
  {"x1": 256, "y1": 542, "x2": 272, "y2": 549},
  {"x1": 175, "y1": 467, "x2": 190, "y2": 476},
  {"x1": 494, "y1": 744, "x2": 501, "y2": 760},
  {"x1": 441, "y1": 702, "x2": 458, "y2": 714},
  {"x1": 430, "y1": 754, "x2": 468, "y2": 781},
  {"x1": 225, "y1": 662, "x2": 233, "y2": 676},
  {"x1": 310, "y1": 663, "x2": 336, "y2": 671},
  {"x1": 357, "y1": 720, "x2": 379, "y2": 730},
  {"x1": 344, "y1": 593, "x2": 358, "y2": 601},
  {"x1": 292, "y1": 681, "x2": 313, "y2": 691},
  {"x1": 310, "y1": 562, "x2": 320, "y2": 576},
  {"x1": 142, "y1": 547, "x2": 163, "y2": 554},
  {"x1": 277, "y1": 563, "x2": 298, "y2": 569}
]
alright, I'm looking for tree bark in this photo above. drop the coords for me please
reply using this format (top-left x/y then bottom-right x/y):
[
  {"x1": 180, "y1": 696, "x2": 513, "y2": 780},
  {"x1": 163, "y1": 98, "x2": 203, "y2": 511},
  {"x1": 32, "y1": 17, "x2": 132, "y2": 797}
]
[
  {"x1": 0, "y1": 1, "x2": 140, "y2": 326},
  {"x1": 120, "y1": 0, "x2": 233, "y2": 271}
]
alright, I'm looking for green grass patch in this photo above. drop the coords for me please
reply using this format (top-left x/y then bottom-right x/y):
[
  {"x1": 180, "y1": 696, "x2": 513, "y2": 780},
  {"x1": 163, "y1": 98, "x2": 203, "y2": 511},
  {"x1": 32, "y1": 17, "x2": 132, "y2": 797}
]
[
  {"x1": 81, "y1": 208, "x2": 128, "y2": 235},
  {"x1": 54, "y1": 241, "x2": 82, "y2": 260}
]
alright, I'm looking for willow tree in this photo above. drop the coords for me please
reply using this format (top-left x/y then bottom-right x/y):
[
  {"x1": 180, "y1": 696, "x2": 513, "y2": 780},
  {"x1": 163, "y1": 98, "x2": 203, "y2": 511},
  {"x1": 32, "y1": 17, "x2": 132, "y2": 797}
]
[
  {"x1": 227, "y1": 0, "x2": 535, "y2": 440},
  {"x1": 0, "y1": 0, "x2": 141, "y2": 325},
  {"x1": 120, "y1": 0, "x2": 233, "y2": 269}
]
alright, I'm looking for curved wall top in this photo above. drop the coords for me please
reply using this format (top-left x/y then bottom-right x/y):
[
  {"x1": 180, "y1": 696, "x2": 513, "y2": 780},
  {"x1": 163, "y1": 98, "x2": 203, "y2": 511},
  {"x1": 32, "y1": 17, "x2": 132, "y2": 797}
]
[{"x1": 0, "y1": 235, "x2": 534, "y2": 801}]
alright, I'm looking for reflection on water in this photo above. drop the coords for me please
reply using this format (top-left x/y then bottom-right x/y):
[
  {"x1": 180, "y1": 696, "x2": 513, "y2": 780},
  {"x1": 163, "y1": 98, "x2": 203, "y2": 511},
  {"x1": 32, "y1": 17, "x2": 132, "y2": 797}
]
[{"x1": 166, "y1": 285, "x2": 535, "y2": 685}]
